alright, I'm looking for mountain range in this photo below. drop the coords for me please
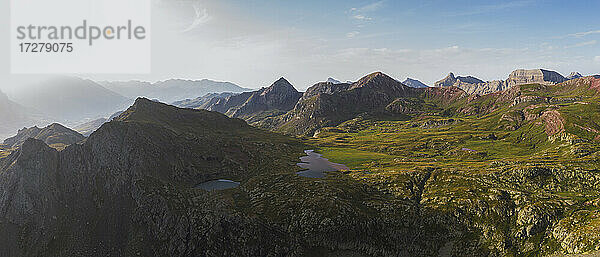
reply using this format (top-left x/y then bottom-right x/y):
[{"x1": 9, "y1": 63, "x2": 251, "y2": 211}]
[
  {"x1": 2, "y1": 69, "x2": 600, "y2": 256},
  {"x1": 100, "y1": 79, "x2": 251, "y2": 103},
  {"x1": 433, "y1": 69, "x2": 571, "y2": 95},
  {"x1": 7, "y1": 77, "x2": 131, "y2": 123}
]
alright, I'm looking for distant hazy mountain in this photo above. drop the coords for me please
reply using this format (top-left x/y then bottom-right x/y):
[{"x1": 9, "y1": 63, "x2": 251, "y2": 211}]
[
  {"x1": 326, "y1": 78, "x2": 343, "y2": 84},
  {"x1": 3, "y1": 123, "x2": 84, "y2": 149},
  {"x1": 172, "y1": 92, "x2": 238, "y2": 109},
  {"x1": 434, "y1": 69, "x2": 567, "y2": 95},
  {"x1": 402, "y1": 78, "x2": 429, "y2": 88},
  {"x1": 101, "y1": 79, "x2": 251, "y2": 103},
  {"x1": 0, "y1": 90, "x2": 46, "y2": 140},
  {"x1": 73, "y1": 118, "x2": 107, "y2": 136},
  {"x1": 566, "y1": 72, "x2": 583, "y2": 80},
  {"x1": 9, "y1": 77, "x2": 130, "y2": 123}
]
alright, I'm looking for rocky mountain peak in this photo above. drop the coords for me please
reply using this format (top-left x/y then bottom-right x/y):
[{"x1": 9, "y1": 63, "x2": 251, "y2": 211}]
[
  {"x1": 352, "y1": 71, "x2": 399, "y2": 89},
  {"x1": 262, "y1": 77, "x2": 298, "y2": 96},
  {"x1": 566, "y1": 72, "x2": 583, "y2": 80},
  {"x1": 434, "y1": 73, "x2": 458, "y2": 87},
  {"x1": 326, "y1": 78, "x2": 343, "y2": 84}
]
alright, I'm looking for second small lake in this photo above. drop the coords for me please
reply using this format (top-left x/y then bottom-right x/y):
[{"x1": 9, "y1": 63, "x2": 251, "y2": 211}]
[{"x1": 296, "y1": 150, "x2": 349, "y2": 178}]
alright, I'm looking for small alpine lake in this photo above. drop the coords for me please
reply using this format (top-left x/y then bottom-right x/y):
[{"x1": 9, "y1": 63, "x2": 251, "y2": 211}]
[{"x1": 296, "y1": 150, "x2": 349, "y2": 178}]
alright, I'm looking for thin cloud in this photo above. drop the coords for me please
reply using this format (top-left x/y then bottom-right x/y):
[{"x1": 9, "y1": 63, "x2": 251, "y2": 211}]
[
  {"x1": 352, "y1": 15, "x2": 372, "y2": 21},
  {"x1": 348, "y1": 1, "x2": 384, "y2": 21},
  {"x1": 595, "y1": 56, "x2": 600, "y2": 63},
  {"x1": 448, "y1": 0, "x2": 535, "y2": 16},
  {"x1": 564, "y1": 40, "x2": 597, "y2": 49},
  {"x1": 350, "y1": 1, "x2": 385, "y2": 13},
  {"x1": 181, "y1": 4, "x2": 211, "y2": 33},
  {"x1": 346, "y1": 31, "x2": 360, "y2": 38},
  {"x1": 568, "y1": 30, "x2": 600, "y2": 38}
]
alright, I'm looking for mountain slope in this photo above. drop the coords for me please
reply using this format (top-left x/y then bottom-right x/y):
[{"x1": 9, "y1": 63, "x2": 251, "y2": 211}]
[
  {"x1": 102, "y1": 79, "x2": 251, "y2": 103},
  {"x1": 0, "y1": 98, "x2": 457, "y2": 256},
  {"x1": 3, "y1": 123, "x2": 84, "y2": 149}
]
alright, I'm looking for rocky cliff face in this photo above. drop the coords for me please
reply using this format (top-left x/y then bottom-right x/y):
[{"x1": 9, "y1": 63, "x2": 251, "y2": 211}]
[
  {"x1": 506, "y1": 69, "x2": 566, "y2": 86},
  {"x1": 3, "y1": 123, "x2": 84, "y2": 149},
  {"x1": 434, "y1": 69, "x2": 567, "y2": 96}
]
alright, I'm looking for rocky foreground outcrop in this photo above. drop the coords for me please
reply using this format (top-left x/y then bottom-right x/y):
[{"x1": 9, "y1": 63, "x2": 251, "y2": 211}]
[{"x1": 0, "y1": 98, "x2": 490, "y2": 256}]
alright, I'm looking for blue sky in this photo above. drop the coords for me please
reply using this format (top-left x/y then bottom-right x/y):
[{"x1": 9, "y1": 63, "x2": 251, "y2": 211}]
[
  {"x1": 145, "y1": 0, "x2": 600, "y2": 89},
  {"x1": 2, "y1": 0, "x2": 599, "y2": 90}
]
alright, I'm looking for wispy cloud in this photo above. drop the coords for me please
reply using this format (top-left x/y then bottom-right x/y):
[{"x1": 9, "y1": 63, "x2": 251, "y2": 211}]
[
  {"x1": 352, "y1": 15, "x2": 372, "y2": 21},
  {"x1": 181, "y1": 3, "x2": 211, "y2": 33},
  {"x1": 350, "y1": 1, "x2": 385, "y2": 13},
  {"x1": 346, "y1": 31, "x2": 360, "y2": 38},
  {"x1": 448, "y1": 0, "x2": 535, "y2": 16},
  {"x1": 595, "y1": 56, "x2": 600, "y2": 63},
  {"x1": 348, "y1": 1, "x2": 384, "y2": 21},
  {"x1": 564, "y1": 40, "x2": 597, "y2": 49},
  {"x1": 568, "y1": 30, "x2": 600, "y2": 38}
]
